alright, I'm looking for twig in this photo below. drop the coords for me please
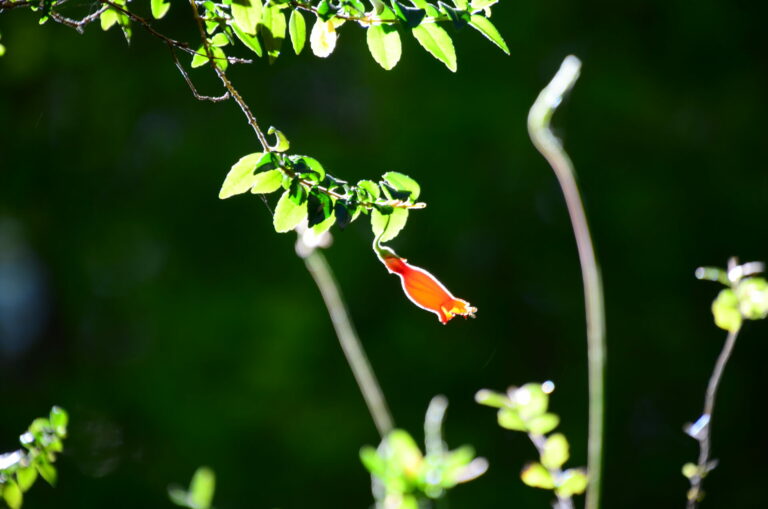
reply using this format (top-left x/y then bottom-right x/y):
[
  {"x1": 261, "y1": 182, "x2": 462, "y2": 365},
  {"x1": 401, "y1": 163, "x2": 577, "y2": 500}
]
[
  {"x1": 167, "y1": 45, "x2": 230, "y2": 102},
  {"x1": 685, "y1": 327, "x2": 740, "y2": 508},
  {"x1": 527, "y1": 55, "x2": 606, "y2": 509},
  {"x1": 50, "y1": 6, "x2": 108, "y2": 33},
  {"x1": 301, "y1": 249, "x2": 394, "y2": 438}
]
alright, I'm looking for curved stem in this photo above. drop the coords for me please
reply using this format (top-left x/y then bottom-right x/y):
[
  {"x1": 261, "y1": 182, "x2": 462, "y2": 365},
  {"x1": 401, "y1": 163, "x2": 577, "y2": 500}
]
[
  {"x1": 527, "y1": 55, "x2": 606, "y2": 509},
  {"x1": 302, "y1": 249, "x2": 394, "y2": 438},
  {"x1": 686, "y1": 327, "x2": 740, "y2": 508}
]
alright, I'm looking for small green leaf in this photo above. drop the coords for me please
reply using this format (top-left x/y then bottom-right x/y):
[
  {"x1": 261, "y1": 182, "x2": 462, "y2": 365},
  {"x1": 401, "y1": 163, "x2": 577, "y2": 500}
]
[
  {"x1": 383, "y1": 171, "x2": 420, "y2": 200},
  {"x1": 17, "y1": 466, "x2": 38, "y2": 492},
  {"x1": 273, "y1": 189, "x2": 308, "y2": 232},
  {"x1": 469, "y1": 0, "x2": 498, "y2": 9},
  {"x1": 541, "y1": 433, "x2": 569, "y2": 470},
  {"x1": 475, "y1": 389, "x2": 509, "y2": 408},
  {"x1": 736, "y1": 277, "x2": 768, "y2": 320},
  {"x1": 100, "y1": 9, "x2": 119, "y2": 31},
  {"x1": 210, "y1": 32, "x2": 230, "y2": 47},
  {"x1": 2, "y1": 481, "x2": 22, "y2": 509},
  {"x1": 168, "y1": 487, "x2": 189, "y2": 507},
  {"x1": 468, "y1": 15, "x2": 509, "y2": 54},
  {"x1": 366, "y1": 24, "x2": 402, "y2": 70},
  {"x1": 411, "y1": 23, "x2": 457, "y2": 72},
  {"x1": 307, "y1": 192, "x2": 333, "y2": 228},
  {"x1": 385, "y1": 429, "x2": 424, "y2": 479},
  {"x1": 310, "y1": 17, "x2": 338, "y2": 58},
  {"x1": 250, "y1": 169, "x2": 284, "y2": 194},
  {"x1": 513, "y1": 383, "x2": 549, "y2": 419},
  {"x1": 211, "y1": 46, "x2": 228, "y2": 71},
  {"x1": 360, "y1": 446, "x2": 386, "y2": 476},
  {"x1": 191, "y1": 47, "x2": 208, "y2": 68},
  {"x1": 36, "y1": 461, "x2": 57, "y2": 486},
  {"x1": 0, "y1": 44, "x2": 6, "y2": 58},
  {"x1": 289, "y1": 9, "x2": 307, "y2": 54},
  {"x1": 267, "y1": 127, "x2": 290, "y2": 152},
  {"x1": 220, "y1": 152, "x2": 263, "y2": 199},
  {"x1": 189, "y1": 467, "x2": 216, "y2": 509},
  {"x1": 232, "y1": 24, "x2": 263, "y2": 56},
  {"x1": 371, "y1": 207, "x2": 408, "y2": 242},
  {"x1": 527, "y1": 413, "x2": 560, "y2": 435},
  {"x1": 261, "y1": 5, "x2": 286, "y2": 63},
  {"x1": 520, "y1": 462, "x2": 555, "y2": 490},
  {"x1": 311, "y1": 212, "x2": 336, "y2": 235},
  {"x1": 682, "y1": 463, "x2": 699, "y2": 479},
  {"x1": 497, "y1": 408, "x2": 526, "y2": 431},
  {"x1": 357, "y1": 180, "x2": 380, "y2": 200},
  {"x1": 315, "y1": 0, "x2": 333, "y2": 20},
  {"x1": 712, "y1": 288, "x2": 742, "y2": 332},
  {"x1": 232, "y1": 0, "x2": 262, "y2": 35},
  {"x1": 334, "y1": 201, "x2": 355, "y2": 229},
  {"x1": 392, "y1": 1, "x2": 426, "y2": 28},
  {"x1": 556, "y1": 468, "x2": 589, "y2": 497},
  {"x1": 151, "y1": 0, "x2": 171, "y2": 19},
  {"x1": 294, "y1": 155, "x2": 325, "y2": 181},
  {"x1": 50, "y1": 406, "x2": 68, "y2": 437}
]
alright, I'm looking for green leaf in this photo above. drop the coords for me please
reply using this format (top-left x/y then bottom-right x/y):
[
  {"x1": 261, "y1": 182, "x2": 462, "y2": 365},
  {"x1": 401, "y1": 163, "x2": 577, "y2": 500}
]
[
  {"x1": 497, "y1": 407, "x2": 526, "y2": 431},
  {"x1": 541, "y1": 433, "x2": 569, "y2": 470},
  {"x1": 520, "y1": 462, "x2": 555, "y2": 490},
  {"x1": 168, "y1": 487, "x2": 189, "y2": 507},
  {"x1": 49, "y1": 406, "x2": 68, "y2": 437},
  {"x1": 682, "y1": 463, "x2": 699, "y2": 480},
  {"x1": 411, "y1": 23, "x2": 457, "y2": 72},
  {"x1": 100, "y1": 9, "x2": 119, "y2": 31},
  {"x1": 315, "y1": 0, "x2": 333, "y2": 20},
  {"x1": 0, "y1": 44, "x2": 6, "y2": 58},
  {"x1": 556, "y1": 468, "x2": 588, "y2": 497},
  {"x1": 189, "y1": 467, "x2": 216, "y2": 509},
  {"x1": 310, "y1": 17, "x2": 338, "y2": 58},
  {"x1": 452, "y1": 0, "x2": 468, "y2": 9},
  {"x1": 210, "y1": 32, "x2": 230, "y2": 47},
  {"x1": 151, "y1": 0, "x2": 171, "y2": 19},
  {"x1": 513, "y1": 383, "x2": 549, "y2": 419},
  {"x1": 736, "y1": 277, "x2": 768, "y2": 320},
  {"x1": 526, "y1": 413, "x2": 560, "y2": 435},
  {"x1": 383, "y1": 171, "x2": 420, "y2": 200},
  {"x1": 2, "y1": 480, "x2": 22, "y2": 509},
  {"x1": 267, "y1": 127, "x2": 290, "y2": 152},
  {"x1": 371, "y1": 207, "x2": 408, "y2": 242},
  {"x1": 17, "y1": 466, "x2": 38, "y2": 492},
  {"x1": 311, "y1": 212, "x2": 336, "y2": 235},
  {"x1": 366, "y1": 24, "x2": 402, "y2": 70},
  {"x1": 211, "y1": 46, "x2": 228, "y2": 71},
  {"x1": 385, "y1": 429, "x2": 424, "y2": 479},
  {"x1": 469, "y1": 0, "x2": 497, "y2": 9},
  {"x1": 440, "y1": 2, "x2": 469, "y2": 29},
  {"x1": 232, "y1": 24, "x2": 263, "y2": 56},
  {"x1": 334, "y1": 201, "x2": 355, "y2": 229},
  {"x1": 474, "y1": 389, "x2": 510, "y2": 408},
  {"x1": 307, "y1": 192, "x2": 333, "y2": 228},
  {"x1": 294, "y1": 156, "x2": 325, "y2": 181},
  {"x1": 250, "y1": 169, "x2": 284, "y2": 194},
  {"x1": 468, "y1": 15, "x2": 509, "y2": 54},
  {"x1": 712, "y1": 288, "x2": 742, "y2": 332},
  {"x1": 219, "y1": 152, "x2": 263, "y2": 199},
  {"x1": 232, "y1": 0, "x2": 262, "y2": 35},
  {"x1": 35, "y1": 461, "x2": 57, "y2": 486},
  {"x1": 392, "y1": 1, "x2": 426, "y2": 28},
  {"x1": 273, "y1": 189, "x2": 308, "y2": 232},
  {"x1": 260, "y1": 5, "x2": 286, "y2": 63},
  {"x1": 360, "y1": 446, "x2": 386, "y2": 476},
  {"x1": 289, "y1": 9, "x2": 307, "y2": 54},
  {"x1": 191, "y1": 46, "x2": 208, "y2": 68},
  {"x1": 357, "y1": 179, "x2": 380, "y2": 201}
]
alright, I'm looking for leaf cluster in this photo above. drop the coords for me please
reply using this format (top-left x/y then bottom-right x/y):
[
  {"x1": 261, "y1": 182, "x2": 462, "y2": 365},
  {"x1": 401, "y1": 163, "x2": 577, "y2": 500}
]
[
  {"x1": 476, "y1": 383, "x2": 588, "y2": 501},
  {"x1": 697, "y1": 260, "x2": 768, "y2": 332},
  {"x1": 0, "y1": 407, "x2": 69, "y2": 509},
  {"x1": 219, "y1": 134, "x2": 423, "y2": 240}
]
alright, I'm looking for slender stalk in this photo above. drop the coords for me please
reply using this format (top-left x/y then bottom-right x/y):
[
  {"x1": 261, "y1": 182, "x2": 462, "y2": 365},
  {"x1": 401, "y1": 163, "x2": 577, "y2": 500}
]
[
  {"x1": 302, "y1": 249, "x2": 394, "y2": 438},
  {"x1": 527, "y1": 56, "x2": 606, "y2": 509},
  {"x1": 686, "y1": 327, "x2": 740, "y2": 508}
]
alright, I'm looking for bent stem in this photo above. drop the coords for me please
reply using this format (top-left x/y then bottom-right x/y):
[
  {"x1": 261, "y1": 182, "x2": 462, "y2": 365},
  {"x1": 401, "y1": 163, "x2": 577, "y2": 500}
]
[
  {"x1": 686, "y1": 327, "x2": 740, "y2": 508},
  {"x1": 527, "y1": 55, "x2": 606, "y2": 509},
  {"x1": 303, "y1": 249, "x2": 395, "y2": 438}
]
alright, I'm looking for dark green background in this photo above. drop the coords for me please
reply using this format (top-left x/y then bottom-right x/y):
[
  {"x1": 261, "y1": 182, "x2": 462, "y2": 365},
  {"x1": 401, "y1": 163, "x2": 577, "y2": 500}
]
[{"x1": 1, "y1": 0, "x2": 767, "y2": 507}]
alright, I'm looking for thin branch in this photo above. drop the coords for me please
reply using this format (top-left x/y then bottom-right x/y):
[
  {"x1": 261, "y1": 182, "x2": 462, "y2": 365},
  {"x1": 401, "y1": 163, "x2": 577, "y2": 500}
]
[
  {"x1": 528, "y1": 55, "x2": 606, "y2": 509},
  {"x1": 301, "y1": 248, "x2": 394, "y2": 438},
  {"x1": 187, "y1": 0, "x2": 270, "y2": 150},
  {"x1": 686, "y1": 328, "x2": 740, "y2": 508},
  {"x1": 49, "y1": 6, "x2": 108, "y2": 32},
  {"x1": 168, "y1": 45, "x2": 230, "y2": 102}
]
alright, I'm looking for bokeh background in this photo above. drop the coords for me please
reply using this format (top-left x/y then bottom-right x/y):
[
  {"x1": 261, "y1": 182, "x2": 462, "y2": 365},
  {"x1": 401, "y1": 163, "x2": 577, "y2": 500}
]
[{"x1": 1, "y1": 0, "x2": 767, "y2": 507}]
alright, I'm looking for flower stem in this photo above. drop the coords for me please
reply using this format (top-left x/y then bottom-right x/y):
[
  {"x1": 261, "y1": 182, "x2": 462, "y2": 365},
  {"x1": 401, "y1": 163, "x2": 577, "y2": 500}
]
[
  {"x1": 686, "y1": 327, "x2": 740, "y2": 508},
  {"x1": 527, "y1": 55, "x2": 606, "y2": 509},
  {"x1": 302, "y1": 249, "x2": 394, "y2": 438}
]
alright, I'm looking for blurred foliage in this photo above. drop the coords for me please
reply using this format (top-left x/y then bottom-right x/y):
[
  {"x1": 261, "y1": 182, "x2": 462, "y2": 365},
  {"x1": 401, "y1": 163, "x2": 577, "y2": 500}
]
[
  {"x1": 477, "y1": 383, "x2": 586, "y2": 506},
  {"x1": 0, "y1": 407, "x2": 68, "y2": 509},
  {"x1": 2, "y1": 0, "x2": 768, "y2": 508},
  {"x1": 168, "y1": 466, "x2": 216, "y2": 509}
]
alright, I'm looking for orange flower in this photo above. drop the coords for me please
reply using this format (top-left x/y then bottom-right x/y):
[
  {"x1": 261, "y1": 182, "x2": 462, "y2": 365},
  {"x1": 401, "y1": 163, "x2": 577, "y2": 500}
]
[{"x1": 375, "y1": 244, "x2": 477, "y2": 324}]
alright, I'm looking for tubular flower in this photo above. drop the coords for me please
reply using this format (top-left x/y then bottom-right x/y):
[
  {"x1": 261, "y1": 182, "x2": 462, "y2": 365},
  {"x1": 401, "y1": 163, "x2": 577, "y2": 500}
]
[{"x1": 375, "y1": 244, "x2": 477, "y2": 324}]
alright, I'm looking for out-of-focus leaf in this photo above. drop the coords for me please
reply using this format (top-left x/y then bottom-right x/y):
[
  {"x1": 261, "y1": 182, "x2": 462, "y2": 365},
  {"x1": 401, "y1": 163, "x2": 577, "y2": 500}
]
[
  {"x1": 151, "y1": 0, "x2": 171, "y2": 19},
  {"x1": 712, "y1": 288, "x2": 742, "y2": 332},
  {"x1": 189, "y1": 467, "x2": 216, "y2": 509},
  {"x1": 520, "y1": 462, "x2": 554, "y2": 490},
  {"x1": 541, "y1": 433, "x2": 569, "y2": 470}
]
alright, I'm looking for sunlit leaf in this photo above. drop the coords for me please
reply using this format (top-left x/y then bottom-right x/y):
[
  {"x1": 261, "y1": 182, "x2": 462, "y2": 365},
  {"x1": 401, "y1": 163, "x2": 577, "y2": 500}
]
[
  {"x1": 250, "y1": 169, "x2": 284, "y2": 194},
  {"x1": 371, "y1": 207, "x2": 408, "y2": 242},
  {"x1": 261, "y1": 5, "x2": 286, "y2": 63},
  {"x1": 526, "y1": 413, "x2": 560, "y2": 435},
  {"x1": 411, "y1": 23, "x2": 457, "y2": 72},
  {"x1": 232, "y1": 0, "x2": 262, "y2": 35},
  {"x1": 2, "y1": 480, "x2": 22, "y2": 509},
  {"x1": 497, "y1": 407, "x2": 526, "y2": 431},
  {"x1": 219, "y1": 152, "x2": 263, "y2": 199},
  {"x1": 189, "y1": 467, "x2": 216, "y2": 509},
  {"x1": 366, "y1": 24, "x2": 401, "y2": 70},
  {"x1": 383, "y1": 171, "x2": 420, "y2": 200},
  {"x1": 289, "y1": 9, "x2": 307, "y2": 54},
  {"x1": 712, "y1": 288, "x2": 742, "y2": 332},
  {"x1": 310, "y1": 17, "x2": 338, "y2": 58},
  {"x1": 556, "y1": 468, "x2": 588, "y2": 497},
  {"x1": 273, "y1": 189, "x2": 308, "y2": 232},
  {"x1": 468, "y1": 15, "x2": 509, "y2": 54},
  {"x1": 541, "y1": 433, "x2": 569, "y2": 470},
  {"x1": 520, "y1": 462, "x2": 554, "y2": 490},
  {"x1": 232, "y1": 24, "x2": 263, "y2": 56},
  {"x1": 151, "y1": 0, "x2": 171, "y2": 19}
]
